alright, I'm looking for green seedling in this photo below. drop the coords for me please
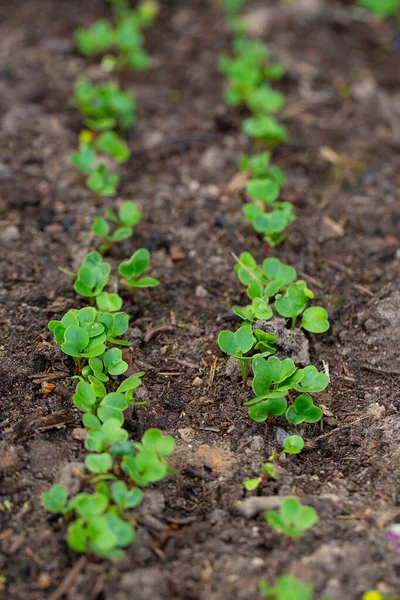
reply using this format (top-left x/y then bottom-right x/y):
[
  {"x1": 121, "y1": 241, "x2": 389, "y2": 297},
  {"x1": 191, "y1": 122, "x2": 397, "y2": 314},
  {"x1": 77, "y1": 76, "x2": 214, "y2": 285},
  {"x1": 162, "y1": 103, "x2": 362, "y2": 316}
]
[
  {"x1": 357, "y1": 0, "x2": 400, "y2": 17},
  {"x1": 73, "y1": 252, "x2": 111, "y2": 299},
  {"x1": 243, "y1": 434, "x2": 304, "y2": 490},
  {"x1": 75, "y1": 20, "x2": 114, "y2": 57},
  {"x1": 99, "y1": 311, "x2": 130, "y2": 345},
  {"x1": 72, "y1": 79, "x2": 136, "y2": 131},
  {"x1": 260, "y1": 574, "x2": 314, "y2": 600},
  {"x1": 266, "y1": 497, "x2": 318, "y2": 538},
  {"x1": 275, "y1": 282, "x2": 329, "y2": 331},
  {"x1": 87, "y1": 164, "x2": 120, "y2": 197},
  {"x1": 121, "y1": 429, "x2": 175, "y2": 486},
  {"x1": 244, "y1": 356, "x2": 328, "y2": 424},
  {"x1": 243, "y1": 202, "x2": 296, "y2": 248},
  {"x1": 233, "y1": 253, "x2": 330, "y2": 331},
  {"x1": 239, "y1": 152, "x2": 285, "y2": 186},
  {"x1": 218, "y1": 323, "x2": 276, "y2": 387},
  {"x1": 118, "y1": 248, "x2": 159, "y2": 291},
  {"x1": 92, "y1": 200, "x2": 142, "y2": 253},
  {"x1": 285, "y1": 394, "x2": 323, "y2": 425},
  {"x1": 234, "y1": 252, "x2": 296, "y2": 301},
  {"x1": 95, "y1": 131, "x2": 130, "y2": 162},
  {"x1": 71, "y1": 131, "x2": 129, "y2": 180},
  {"x1": 111, "y1": 481, "x2": 143, "y2": 510},
  {"x1": 96, "y1": 292, "x2": 123, "y2": 312},
  {"x1": 242, "y1": 115, "x2": 288, "y2": 144},
  {"x1": 48, "y1": 307, "x2": 107, "y2": 372},
  {"x1": 81, "y1": 348, "x2": 128, "y2": 383},
  {"x1": 117, "y1": 372, "x2": 146, "y2": 403}
]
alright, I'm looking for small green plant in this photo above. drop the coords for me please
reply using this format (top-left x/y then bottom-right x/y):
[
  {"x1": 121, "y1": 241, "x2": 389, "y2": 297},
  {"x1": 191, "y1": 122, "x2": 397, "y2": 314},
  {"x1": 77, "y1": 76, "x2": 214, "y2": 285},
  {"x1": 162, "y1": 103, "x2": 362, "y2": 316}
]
[
  {"x1": 243, "y1": 434, "x2": 304, "y2": 490},
  {"x1": 48, "y1": 307, "x2": 107, "y2": 372},
  {"x1": 244, "y1": 356, "x2": 328, "y2": 424},
  {"x1": 118, "y1": 248, "x2": 160, "y2": 291},
  {"x1": 233, "y1": 253, "x2": 330, "y2": 332},
  {"x1": 218, "y1": 322, "x2": 276, "y2": 387},
  {"x1": 87, "y1": 164, "x2": 120, "y2": 197},
  {"x1": 75, "y1": 2, "x2": 158, "y2": 71},
  {"x1": 357, "y1": 0, "x2": 400, "y2": 17},
  {"x1": 243, "y1": 202, "x2": 296, "y2": 249},
  {"x1": 72, "y1": 79, "x2": 136, "y2": 131},
  {"x1": 92, "y1": 201, "x2": 142, "y2": 254},
  {"x1": 260, "y1": 575, "x2": 314, "y2": 600},
  {"x1": 242, "y1": 114, "x2": 288, "y2": 144},
  {"x1": 73, "y1": 252, "x2": 111, "y2": 300},
  {"x1": 266, "y1": 497, "x2": 318, "y2": 538}
]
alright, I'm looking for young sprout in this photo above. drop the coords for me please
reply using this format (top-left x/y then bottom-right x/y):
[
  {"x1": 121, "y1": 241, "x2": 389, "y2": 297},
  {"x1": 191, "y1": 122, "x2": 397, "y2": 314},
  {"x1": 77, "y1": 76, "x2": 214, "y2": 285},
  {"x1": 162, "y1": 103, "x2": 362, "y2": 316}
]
[
  {"x1": 75, "y1": 20, "x2": 114, "y2": 57},
  {"x1": 357, "y1": 0, "x2": 400, "y2": 18},
  {"x1": 118, "y1": 248, "x2": 160, "y2": 292},
  {"x1": 243, "y1": 435, "x2": 304, "y2": 490},
  {"x1": 48, "y1": 307, "x2": 107, "y2": 373},
  {"x1": 243, "y1": 201, "x2": 296, "y2": 249},
  {"x1": 242, "y1": 115, "x2": 288, "y2": 145},
  {"x1": 244, "y1": 356, "x2": 329, "y2": 425},
  {"x1": 259, "y1": 574, "x2": 314, "y2": 600},
  {"x1": 121, "y1": 429, "x2": 176, "y2": 486},
  {"x1": 73, "y1": 252, "x2": 111, "y2": 300},
  {"x1": 96, "y1": 292, "x2": 123, "y2": 312},
  {"x1": 92, "y1": 201, "x2": 142, "y2": 254},
  {"x1": 99, "y1": 311, "x2": 130, "y2": 345},
  {"x1": 266, "y1": 497, "x2": 318, "y2": 538},
  {"x1": 87, "y1": 164, "x2": 120, "y2": 197},
  {"x1": 233, "y1": 252, "x2": 330, "y2": 332},
  {"x1": 218, "y1": 323, "x2": 277, "y2": 388},
  {"x1": 72, "y1": 79, "x2": 136, "y2": 131}
]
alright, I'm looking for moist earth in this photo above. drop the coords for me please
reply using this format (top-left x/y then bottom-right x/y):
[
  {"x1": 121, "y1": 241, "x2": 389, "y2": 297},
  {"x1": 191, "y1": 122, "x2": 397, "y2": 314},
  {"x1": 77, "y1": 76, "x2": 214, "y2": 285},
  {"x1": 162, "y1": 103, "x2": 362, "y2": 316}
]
[{"x1": 0, "y1": 1, "x2": 400, "y2": 599}]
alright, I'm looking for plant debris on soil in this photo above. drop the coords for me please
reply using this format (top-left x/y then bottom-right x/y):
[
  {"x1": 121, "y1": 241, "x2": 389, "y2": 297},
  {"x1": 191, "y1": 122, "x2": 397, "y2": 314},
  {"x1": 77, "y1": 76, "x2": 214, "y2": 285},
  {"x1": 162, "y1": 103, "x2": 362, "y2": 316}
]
[{"x1": 1, "y1": 0, "x2": 400, "y2": 599}]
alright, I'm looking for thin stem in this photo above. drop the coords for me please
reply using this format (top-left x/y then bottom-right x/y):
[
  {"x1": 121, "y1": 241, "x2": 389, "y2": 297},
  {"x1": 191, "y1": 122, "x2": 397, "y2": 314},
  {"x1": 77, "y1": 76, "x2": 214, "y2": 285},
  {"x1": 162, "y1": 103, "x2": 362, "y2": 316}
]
[
  {"x1": 239, "y1": 360, "x2": 249, "y2": 390},
  {"x1": 291, "y1": 315, "x2": 297, "y2": 328}
]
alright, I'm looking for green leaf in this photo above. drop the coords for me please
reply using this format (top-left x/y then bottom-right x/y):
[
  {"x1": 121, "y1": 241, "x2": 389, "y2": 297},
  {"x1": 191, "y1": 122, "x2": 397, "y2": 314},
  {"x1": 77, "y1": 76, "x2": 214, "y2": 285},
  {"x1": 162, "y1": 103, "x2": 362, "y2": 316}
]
[
  {"x1": 118, "y1": 248, "x2": 150, "y2": 281},
  {"x1": 283, "y1": 435, "x2": 304, "y2": 454},
  {"x1": 243, "y1": 478, "x2": 262, "y2": 491},
  {"x1": 275, "y1": 283, "x2": 308, "y2": 324},
  {"x1": 142, "y1": 428, "x2": 175, "y2": 456},
  {"x1": 42, "y1": 485, "x2": 68, "y2": 514},
  {"x1": 117, "y1": 371, "x2": 145, "y2": 393},
  {"x1": 293, "y1": 365, "x2": 329, "y2": 393},
  {"x1": 70, "y1": 147, "x2": 97, "y2": 175},
  {"x1": 67, "y1": 521, "x2": 87, "y2": 553},
  {"x1": 111, "y1": 481, "x2": 143, "y2": 508},
  {"x1": 118, "y1": 201, "x2": 142, "y2": 227},
  {"x1": 262, "y1": 257, "x2": 296, "y2": 286},
  {"x1": 73, "y1": 492, "x2": 109, "y2": 518},
  {"x1": 357, "y1": 0, "x2": 400, "y2": 17},
  {"x1": 96, "y1": 292, "x2": 123, "y2": 312},
  {"x1": 92, "y1": 216, "x2": 110, "y2": 237},
  {"x1": 301, "y1": 306, "x2": 330, "y2": 333},
  {"x1": 132, "y1": 276, "x2": 160, "y2": 288},
  {"x1": 286, "y1": 394, "x2": 323, "y2": 425},
  {"x1": 61, "y1": 326, "x2": 89, "y2": 357},
  {"x1": 246, "y1": 178, "x2": 280, "y2": 204},
  {"x1": 110, "y1": 227, "x2": 133, "y2": 242},
  {"x1": 248, "y1": 398, "x2": 287, "y2": 422},
  {"x1": 85, "y1": 453, "x2": 113, "y2": 474},
  {"x1": 73, "y1": 381, "x2": 97, "y2": 413},
  {"x1": 103, "y1": 348, "x2": 128, "y2": 376},
  {"x1": 97, "y1": 392, "x2": 128, "y2": 424}
]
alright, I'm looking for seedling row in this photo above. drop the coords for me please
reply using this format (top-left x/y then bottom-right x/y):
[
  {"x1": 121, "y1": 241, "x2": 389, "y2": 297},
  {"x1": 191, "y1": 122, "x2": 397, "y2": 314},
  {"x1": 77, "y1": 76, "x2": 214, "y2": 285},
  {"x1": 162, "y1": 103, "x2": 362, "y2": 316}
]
[{"x1": 36, "y1": 0, "x2": 398, "y2": 598}]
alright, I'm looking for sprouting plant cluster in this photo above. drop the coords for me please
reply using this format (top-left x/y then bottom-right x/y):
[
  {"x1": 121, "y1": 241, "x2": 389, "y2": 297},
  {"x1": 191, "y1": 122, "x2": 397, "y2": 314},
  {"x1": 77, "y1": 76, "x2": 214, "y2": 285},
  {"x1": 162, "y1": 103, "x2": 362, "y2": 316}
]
[
  {"x1": 42, "y1": 2, "x2": 171, "y2": 561},
  {"x1": 218, "y1": 13, "x2": 293, "y2": 250},
  {"x1": 75, "y1": 0, "x2": 158, "y2": 70},
  {"x1": 219, "y1": 2, "x2": 333, "y2": 595},
  {"x1": 70, "y1": 2, "x2": 158, "y2": 197},
  {"x1": 43, "y1": 200, "x2": 167, "y2": 558}
]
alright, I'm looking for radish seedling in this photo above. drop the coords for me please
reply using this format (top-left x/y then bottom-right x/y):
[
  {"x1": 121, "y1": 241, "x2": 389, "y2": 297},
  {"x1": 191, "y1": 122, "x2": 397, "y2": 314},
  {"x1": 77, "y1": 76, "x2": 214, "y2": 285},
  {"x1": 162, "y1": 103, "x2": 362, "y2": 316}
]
[
  {"x1": 242, "y1": 115, "x2": 288, "y2": 144},
  {"x1": 118, "y1": 248, "x2": 160, "y2": 291},
  {"x1": 218, "y1": 323, "x2": 276, "y2": 386},
  {"x1": 73, "y1": 252, "x2": 111, "y2": 299},
  {"x1": 72, "y1": 79, "x2": 136, "y2": 131},
  {"x1": 260, "y1": 575, "x2": 314, "y2": 600},
  {"x1": 92, "y1": 200, "x2": 142, "y2": 253},
  {"x1": 96, "y1": 292, "x2": 123, "y2": 312},
  {"x1": 243, "y1": 202, "x2": 296, "y2": 248},
  {"x1": 266, "y1": 497, "x2": 318, "y2": 538},
  {"x1": 239, "y1": 152, "x2": 285, "y2": 186},
  {"x1": 233, "y1": 253, "x2": 330, "y2": 332},
  {"x1": 244, "y1": 356, "x2": 329, "y2": 424},
  {"x1": 87, "y1": 164, "x2": 120, "y2": 197},
  {"x1": 75, "y1": 20, "x2": 114, "y2": 57},
  {"x1": 243, "y1": 434, "x2": 304, "y2": 490}
]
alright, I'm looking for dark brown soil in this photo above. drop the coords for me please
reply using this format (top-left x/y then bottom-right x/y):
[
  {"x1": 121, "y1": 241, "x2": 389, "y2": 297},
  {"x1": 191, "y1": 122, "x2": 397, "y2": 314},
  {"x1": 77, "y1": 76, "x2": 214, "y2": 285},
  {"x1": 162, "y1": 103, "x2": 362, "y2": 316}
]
[{"x1": 1, "y1": 1, "x2": 400, "y2": 599}]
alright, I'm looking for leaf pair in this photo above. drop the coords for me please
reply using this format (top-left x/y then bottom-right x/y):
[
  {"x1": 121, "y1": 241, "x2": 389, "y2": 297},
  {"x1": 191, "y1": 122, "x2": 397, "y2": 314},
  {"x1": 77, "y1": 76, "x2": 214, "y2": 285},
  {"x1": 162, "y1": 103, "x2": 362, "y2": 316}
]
[
  {"x1": 74, "y1": 252, "x2": 111, "y2": 298},
  {"x1": 119, "y1": 248, "x2": 159, "y2": 289},
  {"x1": 266, "y1": 497, "x2": 318, "y2": 538},
  {"x1": 92, "y1": 201, "x2": 142, "y2": 251}
]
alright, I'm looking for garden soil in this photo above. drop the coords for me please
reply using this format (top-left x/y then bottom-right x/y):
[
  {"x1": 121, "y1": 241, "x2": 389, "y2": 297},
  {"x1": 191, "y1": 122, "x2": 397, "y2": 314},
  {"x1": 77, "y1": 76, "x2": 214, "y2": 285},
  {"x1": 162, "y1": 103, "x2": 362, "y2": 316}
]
[{"x1": 0, "y1": 0, "x2": 399, "y2": 598}]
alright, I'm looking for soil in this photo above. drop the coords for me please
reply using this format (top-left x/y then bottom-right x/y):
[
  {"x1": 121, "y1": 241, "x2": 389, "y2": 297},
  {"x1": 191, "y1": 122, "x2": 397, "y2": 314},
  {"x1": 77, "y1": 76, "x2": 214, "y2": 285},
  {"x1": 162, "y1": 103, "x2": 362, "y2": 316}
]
[{"x1": 1, "y1": 1, "x2": 400, "y2": 599}]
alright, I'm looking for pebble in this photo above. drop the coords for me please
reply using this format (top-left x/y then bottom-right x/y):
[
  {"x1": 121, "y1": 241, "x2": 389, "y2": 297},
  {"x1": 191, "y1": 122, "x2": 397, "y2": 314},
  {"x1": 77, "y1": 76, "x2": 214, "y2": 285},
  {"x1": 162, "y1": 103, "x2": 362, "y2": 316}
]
[
  {"x1": 0, "y1": 225, "x2": 19, "y2": 242},
  {"x1": 275, "y1": 427, "x2": 290, "y2": 447},
  {"x1": 195, "y1": 285, "x2": 208, "y2": 298}
]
